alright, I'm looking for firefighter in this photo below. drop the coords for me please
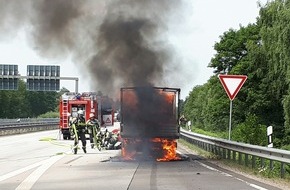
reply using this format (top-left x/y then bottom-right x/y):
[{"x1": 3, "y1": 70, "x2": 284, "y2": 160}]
[
  {"x1": 67, "y1": 112, "x2": 74, "y2": 139},
  {"x1": 67, "y1": 112, "x2": 73, "y2": 126},
  {"x1": 86, "y1": 113, "x2": 101, "y2": 149},
  {"x1": 102, "y1": 129, "x2": 111, "y2": 148},
  {"x1": 71, "y1": 110, "x2": 87, "y2": 154},
  {"x1": 106, "y1": 131, "x2": 121, "y2": 150},
  {"x1": 179, "y1": 114, "x2": 187, "y2": 127}
]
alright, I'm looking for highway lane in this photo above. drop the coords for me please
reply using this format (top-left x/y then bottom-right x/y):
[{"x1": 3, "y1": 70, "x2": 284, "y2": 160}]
[
  {"x1": 0, "y1": 129, "x2": 282, "y2": 190},
  {"x1": 0, "y1": 130, "x2": 70, "y2": 177}
]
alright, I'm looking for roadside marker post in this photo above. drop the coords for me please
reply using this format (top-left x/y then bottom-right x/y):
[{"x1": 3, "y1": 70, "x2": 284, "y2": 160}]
[
  {"x1": 267, "y1": 126, "x2": 273, "y2": 148},
  {"x1": 218, "y1": 75, "x2": 247, "y2": 140}
]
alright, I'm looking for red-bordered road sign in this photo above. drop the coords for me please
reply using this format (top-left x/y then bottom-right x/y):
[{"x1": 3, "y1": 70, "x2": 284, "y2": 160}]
[{"x1": 218, "y1": 75, "x2": 247, "y2": 101}]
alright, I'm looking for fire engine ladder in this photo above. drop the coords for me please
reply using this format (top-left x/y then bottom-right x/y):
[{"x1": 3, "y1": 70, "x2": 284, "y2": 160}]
[{"x1": 62, "y1": 99, "x2": 69, "y2": 128}]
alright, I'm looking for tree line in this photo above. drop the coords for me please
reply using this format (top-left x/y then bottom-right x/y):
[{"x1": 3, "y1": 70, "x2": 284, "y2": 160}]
[
  {"x1": 0, "y1": 80, "x2": 60, "y2": 118},
  {"x1": 182, "y1": 0, "x2": 290, "y2": 149}
]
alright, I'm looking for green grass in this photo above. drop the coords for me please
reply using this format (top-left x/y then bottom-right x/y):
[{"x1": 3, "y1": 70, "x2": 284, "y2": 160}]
[
  {"x1": 182, "y1": 126, "x2": 227, "y2": 139},
  {"x1": 178, "y1": 138, "x2": 218, "y2": 159}
]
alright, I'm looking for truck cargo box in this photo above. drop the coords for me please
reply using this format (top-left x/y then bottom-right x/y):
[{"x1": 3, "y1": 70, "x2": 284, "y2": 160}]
[
  {"x1": 120, "y1": 87, "x2": 180, "y2": 138},
  {"x1": 120, "y1": 87, "x2": 181, "y2": 161}
]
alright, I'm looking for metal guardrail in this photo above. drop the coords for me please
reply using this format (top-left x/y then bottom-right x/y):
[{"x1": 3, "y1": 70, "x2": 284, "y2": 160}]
[
  {"x1": 180, "y1": 128, "x2": 290, "y2": 178},
  {"x1": 0, "y1": 118, "x2": 58, "y2": 124},
  {"x1": 0, "y1": 119, "x2": 59, "y2": 136}
]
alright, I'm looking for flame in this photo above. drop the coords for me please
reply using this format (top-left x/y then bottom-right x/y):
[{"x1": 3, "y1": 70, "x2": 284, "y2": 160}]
[
  {"x1": 158, "y1": 91, "x2": 175, "y2": 104},
  {"x1": 121, "y1": 147, "x2": 136, "y2": 161},
  {"x1": 151, "y1": 138, "x2": 181, "y2": 161},
  {"x1": 121, "y1": 138, "x2": 140, "y2": 161},
  {"x1": 121, "y1": 138, "x2": 181, "y2": 161}
]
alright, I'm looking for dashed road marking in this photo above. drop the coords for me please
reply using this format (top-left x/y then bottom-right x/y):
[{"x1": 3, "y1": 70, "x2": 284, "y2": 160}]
[{"x1": 198, "y1": 161, "x2": 268, "y2": 190}]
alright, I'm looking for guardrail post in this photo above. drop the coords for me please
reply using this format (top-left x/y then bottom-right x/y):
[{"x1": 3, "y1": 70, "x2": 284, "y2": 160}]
[
  {"x1": 239, "y1": 153, "x2": 242, "y2": 165},
  {"x1": 218, "y1": 147, "x2": 222, "y2": 158},
  {"x1": 245, "y1": 154, "x2": 249, "y2": 167},
  {"x1": 270, "y1": 160, "x2": 274, "y2": 170},
  {"x1": 216, "y1": 146, "x2": 219, "y2": 156},
  {"x1": 233, "y1": 151, "x2": 236, "y2": 161},
  {"x1": 252, "y1": 156, "x2": 256, "y2": 169},
  {"x1": 227, "y1": 149, "x2": 231, "y2": 160},
  {"x1": 216, "y1": 147, "x2": 218, "y2": 157},
  {"x1": 281, "y1": 162, "x2": 285, "y2": 178},
  {"x1": 261, "y1": 158, "x2": 265, "y2": 169},
  {"x1": 223, "y1": 148, "x2": 226, "y2": 159}
]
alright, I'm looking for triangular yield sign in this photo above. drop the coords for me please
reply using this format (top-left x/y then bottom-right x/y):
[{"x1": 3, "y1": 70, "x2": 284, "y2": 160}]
[
  {"x1": 218, "y1": 75, "x2": 247, "y2": 100},
  {"x1": 106, "y1": 117, "x2": 111, "y2": 123}
]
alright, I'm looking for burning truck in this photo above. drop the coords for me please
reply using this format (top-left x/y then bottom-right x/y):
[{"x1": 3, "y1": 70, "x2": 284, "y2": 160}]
[{"x1": 120, "y1": 86, "x2": 181, "y2": 161}]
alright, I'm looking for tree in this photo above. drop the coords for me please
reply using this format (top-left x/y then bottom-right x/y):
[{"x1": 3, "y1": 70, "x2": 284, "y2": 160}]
[
  {"x1": 209, "y1": 24, "x2": 259, "y2": 74},
  {"x1": 0, "y1": 80, "x2": 59, "y2": 118},
  {"x1": 259, "y1": 0, "x2": 290, "y2": 146},
  {"x1": 183, "y1": 0, "x2": 290, "y2": 148}
]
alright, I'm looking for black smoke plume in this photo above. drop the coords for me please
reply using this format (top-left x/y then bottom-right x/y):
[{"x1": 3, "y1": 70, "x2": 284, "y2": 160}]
[
  {"x1": 0, "y1": 0, "x2": 185, "y2": 97},
  {"x1": 0, "y1": 0, "x2": 186, "y2": 160},
  {"x1": 87, "y1": 0, "x2": 181, "y2": 95}
]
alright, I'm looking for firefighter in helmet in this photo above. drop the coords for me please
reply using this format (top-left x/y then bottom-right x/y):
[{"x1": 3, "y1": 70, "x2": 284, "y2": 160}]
[
  {"x1": 67, "y1": 112, "x2": 73, "y2": 126},
  {"x1": 67, "y1": 112, "x2": 74, "y2": 138},
  {"x1": 86, "y1": 113, "x2": 101, "y2": 149},
  {"x1": 71, "y1": 109, "x2": 87, "y2": 154}
]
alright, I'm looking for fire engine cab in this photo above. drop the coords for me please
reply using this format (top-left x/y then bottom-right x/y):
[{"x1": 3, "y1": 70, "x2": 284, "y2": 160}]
[{"x1": 59, "y1": 92, "x2": 114, "y2": 140}]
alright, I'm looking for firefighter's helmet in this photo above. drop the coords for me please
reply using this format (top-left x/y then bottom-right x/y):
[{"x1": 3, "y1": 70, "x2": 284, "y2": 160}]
[
  {"x1": 77, "y1": 110, "x2": 84, "y2": 115},
  {"x1": 89, "y1": 113, "x2": 94, "y2": 118}
]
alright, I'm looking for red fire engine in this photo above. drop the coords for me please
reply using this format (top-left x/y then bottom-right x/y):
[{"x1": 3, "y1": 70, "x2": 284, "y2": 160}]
[{"x1": 59, "y1": 92, "x2": 114, "y2": 140}]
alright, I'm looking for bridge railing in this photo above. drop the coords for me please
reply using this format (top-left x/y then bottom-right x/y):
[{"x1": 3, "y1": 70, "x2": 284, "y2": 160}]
[{"x1": 180, "y1": 128, "x2": 290, "y2": 178}]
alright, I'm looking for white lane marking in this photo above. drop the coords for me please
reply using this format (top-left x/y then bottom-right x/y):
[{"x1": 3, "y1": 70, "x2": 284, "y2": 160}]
[
  {"x1": 249, "y1": 184, "x2": 268, "y2": 190},
  {"x1": 0, "y1": 159, "x2": 48, "y2": 182},
  {"x1": 198, "y1": 162, "x2": 233, "y2": 177},
  {"x1": 15, "y1": 155, "x2": 64, "y2": 190},
  {"x1": 197, "y1": 161, "x2": 268, "y2": 190}
]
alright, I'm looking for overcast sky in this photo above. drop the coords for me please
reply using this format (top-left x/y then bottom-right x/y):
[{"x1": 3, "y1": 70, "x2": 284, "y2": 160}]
[{"x1": 0, "y1": 0, "x2": 268, "y2": 99}]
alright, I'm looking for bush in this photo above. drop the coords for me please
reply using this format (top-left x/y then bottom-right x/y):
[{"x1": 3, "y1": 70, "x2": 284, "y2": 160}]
[
  {"x1": 38, "y1": 111, "x2": 59, "y2": 118},
  {"x1": 231, "y1": 114, "x2": 267, "y2": 146}
]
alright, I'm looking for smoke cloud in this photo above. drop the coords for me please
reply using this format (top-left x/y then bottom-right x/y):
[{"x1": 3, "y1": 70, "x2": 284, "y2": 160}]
[{"x1": 0, "y1": 0, "x2": 186, "y2": 97}]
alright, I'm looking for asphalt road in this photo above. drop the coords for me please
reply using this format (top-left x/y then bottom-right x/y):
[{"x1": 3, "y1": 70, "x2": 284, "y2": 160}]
[{"x1": 0, "y1": 128, "x2": 282, "y2": 190}]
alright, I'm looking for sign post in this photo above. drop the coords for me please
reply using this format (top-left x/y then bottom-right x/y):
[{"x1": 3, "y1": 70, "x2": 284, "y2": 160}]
[
  {"x1": 218, "y1": 75, "x2": 247, "y2": 140},
  {"x1": 229, "y1": 100, "x2": 233, "y2": 140}
]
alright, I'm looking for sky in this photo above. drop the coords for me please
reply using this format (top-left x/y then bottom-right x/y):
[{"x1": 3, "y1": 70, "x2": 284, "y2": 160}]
[{"x1": 0, "y1": 0, "x2": 268, "y2": 99}]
